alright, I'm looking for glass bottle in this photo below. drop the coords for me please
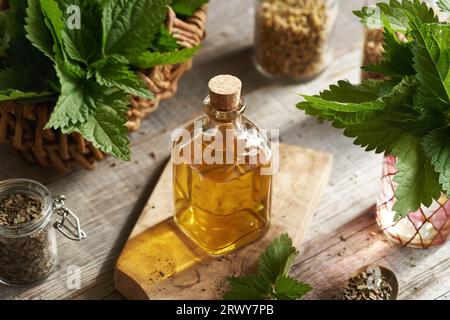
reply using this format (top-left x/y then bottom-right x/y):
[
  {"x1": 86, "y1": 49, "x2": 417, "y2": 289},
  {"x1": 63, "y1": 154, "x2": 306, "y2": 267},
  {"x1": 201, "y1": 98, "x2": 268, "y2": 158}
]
[
  {"x1": 0, "y1": 179, "x2": 86, "y2": 285},
  {"x1": 172, "y1": 75, "x2": 272, "y2": 256},
  {"x1": 376, "y1": 156, "x2": 450, "y2": 248},
  {"x1": 254, "y1": 0, "x2": 338, "y2": 81}
]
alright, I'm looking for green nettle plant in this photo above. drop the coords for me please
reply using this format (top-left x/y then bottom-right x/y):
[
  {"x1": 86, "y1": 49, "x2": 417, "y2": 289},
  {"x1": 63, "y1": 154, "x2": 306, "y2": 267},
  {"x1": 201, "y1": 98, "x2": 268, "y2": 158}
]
[
  {"x1": 297, "y1": 0, "x2": 450, "y2": 218},
  {"x1": 0, "y1": 0, "x2": 207, "y2": 160},
  {"x1": 224, "y1": 234, "x2": 311, "y2": 300}
]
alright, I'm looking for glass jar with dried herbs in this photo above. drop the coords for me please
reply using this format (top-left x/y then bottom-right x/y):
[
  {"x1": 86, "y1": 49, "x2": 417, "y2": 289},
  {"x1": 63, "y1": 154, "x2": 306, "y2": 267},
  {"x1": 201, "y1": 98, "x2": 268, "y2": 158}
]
[
  {"x1": 0, "y1": 179, "x2": 86, "y2": 285},
  {"x1": 254, "y1": 0, "x2": 338, "y2": 81}
]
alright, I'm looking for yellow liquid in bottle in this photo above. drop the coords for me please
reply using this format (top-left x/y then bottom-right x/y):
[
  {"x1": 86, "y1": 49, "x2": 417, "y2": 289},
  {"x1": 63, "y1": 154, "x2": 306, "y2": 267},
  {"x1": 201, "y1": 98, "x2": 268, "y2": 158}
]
[{"x1": 174, "y1": 160, "x2": 271, "y2": 256}]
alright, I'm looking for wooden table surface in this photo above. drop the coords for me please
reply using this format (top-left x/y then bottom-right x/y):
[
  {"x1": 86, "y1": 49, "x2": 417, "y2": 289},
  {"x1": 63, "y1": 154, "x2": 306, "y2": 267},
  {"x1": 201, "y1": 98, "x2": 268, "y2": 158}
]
[{"x1": 0, "y1": 0, "x2": 449, "y2": 300}]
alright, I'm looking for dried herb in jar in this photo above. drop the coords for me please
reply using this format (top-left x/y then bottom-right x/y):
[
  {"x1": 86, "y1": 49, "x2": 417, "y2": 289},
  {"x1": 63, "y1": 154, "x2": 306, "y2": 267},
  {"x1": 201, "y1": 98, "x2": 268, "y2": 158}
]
[
  {"x1": 0, "y1": 193, "x2": 57, "y2": 284},
  {"x1": 254, "y1": 0, "x2": 336, "y2": 80},
  {"x1": 0, "y1": 193, "x2": 43, "y2": 226}
]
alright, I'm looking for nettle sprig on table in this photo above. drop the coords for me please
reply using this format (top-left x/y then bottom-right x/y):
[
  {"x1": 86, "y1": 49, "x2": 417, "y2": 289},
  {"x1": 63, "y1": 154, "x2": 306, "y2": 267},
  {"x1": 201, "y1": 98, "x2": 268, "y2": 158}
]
[
  {"x1": 224, "y1": 234, "x2": 311, "y2": 300},
  {"x1": 297, "y1": 0, "x2": 450, "y2": 218},
  {"x1": 0, "y1": 0, "x2": 207, "y2": 160}
]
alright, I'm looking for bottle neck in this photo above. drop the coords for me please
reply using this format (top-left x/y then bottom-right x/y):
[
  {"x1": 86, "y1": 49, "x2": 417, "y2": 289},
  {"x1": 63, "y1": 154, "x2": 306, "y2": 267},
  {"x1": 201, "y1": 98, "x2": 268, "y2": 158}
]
[{"x1": 203, "y1": 96, "x2": 246, "y2": 124}]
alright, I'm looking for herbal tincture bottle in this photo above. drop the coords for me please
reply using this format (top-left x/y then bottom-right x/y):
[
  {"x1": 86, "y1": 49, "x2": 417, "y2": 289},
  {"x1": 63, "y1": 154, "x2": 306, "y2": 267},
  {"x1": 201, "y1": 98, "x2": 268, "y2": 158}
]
[{"x1": 172, "y1": 75, "x2": 272, "y2": 256}]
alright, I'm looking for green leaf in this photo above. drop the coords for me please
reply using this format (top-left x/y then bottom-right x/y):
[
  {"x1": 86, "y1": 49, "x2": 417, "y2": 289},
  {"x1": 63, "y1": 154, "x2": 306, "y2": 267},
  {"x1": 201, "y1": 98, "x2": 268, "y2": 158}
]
[
  {"x1": 102, "y1": 0, "x2": 170, "y2": 57},
  {"x1": 299, "y1": 77, "x2": 428, "y2": 154},
  {"x1": 62, "y1": 91, "x2": 131, "y2": 161},
  {"x1": 7, "y1": 0, "x2": 29, "y2": 43},
  {"x1": 409, "y1": 22, "x2": 450, "y2": 104},
  {"x1": 223, "y1": 275, "x2": 271, "y2": 300},
  {"x1": 297, "y1": 80, "x2": 396, "y2": 129},
  {"x1": 94, "y1": 57, "x2": 154, "y2": 100},
  {"x1": 0, "y1": 12, "x2": 10, "y2": 55},
  {"x1": 301, "y1": 96, "x2": 385, "y2": 113},
  {"x1": 223, "y1": 234, "x2": 311, "y2": 300},
  {"x1": 171, "y1": 0, "x2": 207, "y2": 16},
  {"x1": 24, "y1": 0, "x2": 54, "y2": 59},
  {"x1": 422, "y1": 128, "x2": 450, "y2": 194},
  {"x1": 4, "y1": 0, "x2": 56, "y2": 93},
  {"x1": 58, "y1": 0, "x2": 103, "y2": 65},
  {"x1": 150, "y1": 25, "x2": 180, "y2": 52},
  {"x1": 130, "y1": 47, "x2": 199, "y2": 69},
  {"x1": 364, "y1": 13, "x2": 415, "y2": 78},
  {"x1": 414, "y1": 84, "x2": 450, "y2": 113},
  {"x1": 353, "y1": 0, "x2": 438, "y2": 32},
  {"x1": 258, "y1": 233, "x2": 298, "y2": 283},
  {"x1": 273, "y1": 276, "x2": 311, "y2": 300},
  {"x1": 46, "y1": 67, "x2": 98, "y2": 129},
  {"x1": 341, "y1": 118, "x2": 404, "y2": 153},
  {"x1": 312, "y1": 80, "x2": 397, "y2": 103},
  {"x1": 437, "y1": 0, "x2": 450, "y2": 12},
  {"x1": 391, "y1": 134, "x2": 442, "y2": 217},
  {"x1": 0, "y1": 89, "x2": 54, "y2": 102},
  {"x1": 39, "y1": 0, "x2": 64, "y2": 54}
]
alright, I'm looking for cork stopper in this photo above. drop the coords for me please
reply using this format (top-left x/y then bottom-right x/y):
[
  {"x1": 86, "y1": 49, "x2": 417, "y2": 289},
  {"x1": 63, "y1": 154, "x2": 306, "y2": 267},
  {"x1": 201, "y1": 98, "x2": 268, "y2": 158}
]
[{"x1": 208, "y1": 75, "x2": 242, "y2": 112}]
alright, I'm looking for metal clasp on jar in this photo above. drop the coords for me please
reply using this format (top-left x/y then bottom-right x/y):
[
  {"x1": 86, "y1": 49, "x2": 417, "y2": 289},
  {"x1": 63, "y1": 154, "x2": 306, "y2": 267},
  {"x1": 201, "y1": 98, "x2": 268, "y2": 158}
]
[{"x1": 52, "y1": 195, "x2": 86, "y2": 241}]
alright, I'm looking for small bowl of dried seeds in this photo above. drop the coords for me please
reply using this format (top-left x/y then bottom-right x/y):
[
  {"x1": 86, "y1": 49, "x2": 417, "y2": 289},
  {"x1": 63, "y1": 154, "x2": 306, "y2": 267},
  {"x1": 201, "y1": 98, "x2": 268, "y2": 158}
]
[{"x1": 343, "y1": 264, "x2": 398, "y2": 300}]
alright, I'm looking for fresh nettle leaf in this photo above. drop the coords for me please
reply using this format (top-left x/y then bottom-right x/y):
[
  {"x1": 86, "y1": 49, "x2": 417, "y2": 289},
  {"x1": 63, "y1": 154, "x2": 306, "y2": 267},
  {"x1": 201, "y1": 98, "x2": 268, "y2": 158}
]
[
  {"x1": 273, "y1": 276, "x2": 312, "y2": 301},
  {"x1": 258, "y1": 234, "x2": 298, "y2": 283},
  {"x1": 437, "y1": 0, "x2": 450, "y2": 12},
  {"x1": 0, "y1": 12, "x2": 10, "y2": 55},
  {"x1": 223, "y1": 275, "x2": 271, "y2": 300},
  {"x1": 151, "y1": 25, "x2": 180, "y2": 52},
  {"x1": 353, "y1": 0, "x2": 438, "y2": 32},
  {"x1": 297, "y1": 1, "x2": 450, "y2": 217},
  {"x1": 2, "y1": 0, "x2": 56, "y2": 93},
  {"x1": 298, "y1": 79, "x2": 415, "y2": 154},
  {"x1": 409, "y1": 21, "x2": 450, "y2": 103},
  {"x1": 364, "y1": 13, "x2": 415, "y2": 78},
  {"x1": 312, "y1": 79, "x2": 397, "y2": 103},
  {"x1": 58, "y1": 0, "x2": 103, "y2": 65},
  {"x1": 422, "y1": 128, "x2": 450, "y2": 194},
  {"x1": 391, "y1": 135, "x2": 442, "y2": 216},
  {"x1": 171, "y1": 0, "x2": 208, "y2": 17},
  {"x1": 414, "y1": 83, "x2": 449, "y2": 114},
  {"x1": 0, "y1": 89, "x2": 54, "y2": 103},
  {"x1": 46, "y1": 66, "x2": 98, "y2": 129},
  {"x1": 102, "y1": 0, "x2": 170, "y2": 57},
  {"x1": 130, "y1": 47, "x2": 199, "y2": 69},
  {"x1": 39, "y1": 0, "x2": 65, "y2": 56},
  {"x1": 224, "y1": 234, "x2": 311, "y2": 301},
  {"x1": 24, "y1": 0, "x2": 54, "y2": 59},
  {"x1": 94, "y1": 57, "x2": 154, "y2": 100},
  {"x1": 63, "y1": 91, "x2": 131, "y2": 161}
]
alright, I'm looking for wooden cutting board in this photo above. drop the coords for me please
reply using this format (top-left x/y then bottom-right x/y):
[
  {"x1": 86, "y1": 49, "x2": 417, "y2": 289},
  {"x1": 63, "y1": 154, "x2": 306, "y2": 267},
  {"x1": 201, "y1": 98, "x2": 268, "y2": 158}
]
[{"x1": 115, "y1": 144, "x2": 333, "y2": 300}]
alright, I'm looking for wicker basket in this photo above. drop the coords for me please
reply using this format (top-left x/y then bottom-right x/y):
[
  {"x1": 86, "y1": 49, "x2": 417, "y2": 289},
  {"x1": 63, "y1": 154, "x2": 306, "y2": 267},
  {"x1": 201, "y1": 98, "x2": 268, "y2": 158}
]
[{"x1": 0, "y1": 2, "x2": 207, "y2": 171}]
